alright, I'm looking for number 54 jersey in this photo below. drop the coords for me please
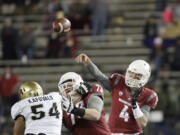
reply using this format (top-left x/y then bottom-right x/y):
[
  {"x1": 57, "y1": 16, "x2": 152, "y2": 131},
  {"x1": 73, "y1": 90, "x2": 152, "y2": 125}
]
[{"x1": 11, "y1": 92, "x2": 63, "y2": 135}]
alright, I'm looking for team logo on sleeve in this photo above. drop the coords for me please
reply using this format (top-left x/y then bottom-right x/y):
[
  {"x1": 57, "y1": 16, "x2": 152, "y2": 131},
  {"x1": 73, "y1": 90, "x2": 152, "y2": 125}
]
[{"x1": 119, "y1": 91, "x2": 123, "y2": 96}]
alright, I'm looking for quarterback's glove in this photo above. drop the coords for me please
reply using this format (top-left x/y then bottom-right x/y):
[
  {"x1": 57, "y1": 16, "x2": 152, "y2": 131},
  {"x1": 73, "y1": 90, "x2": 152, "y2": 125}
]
[
  {"x1": 62, "y1": 96, "x2": 74, "y2": 113},
  {"x1": 76, "y1": 82, "x2": 91, "y2": 98},
  {"x1": 132, "y1": 88, "x2": 142, "y2": 109}
]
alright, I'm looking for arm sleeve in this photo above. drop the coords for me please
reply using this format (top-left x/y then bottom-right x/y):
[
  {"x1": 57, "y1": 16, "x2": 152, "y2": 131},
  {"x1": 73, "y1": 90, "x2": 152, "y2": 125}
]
[
  {"x1": 87, "y1": 94, "x2": 104, "y2": 113},
  {"x1": 87, "y1": 62, "x2": 113, "y2": 92},
  {"x1": 146, "y1": 92, "x2": 158, "y2": 109}
]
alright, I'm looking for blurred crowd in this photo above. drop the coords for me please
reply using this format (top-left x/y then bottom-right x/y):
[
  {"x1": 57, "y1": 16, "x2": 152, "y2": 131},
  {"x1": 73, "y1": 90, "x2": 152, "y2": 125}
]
[
  {"x1": 0, "y1": 66, "x2": 20, "y2": 134},
  {"x1": 0, "y1": 0, "x2": 110, "y2": 61},
  {"x1": 143, "y1": 2, "x2": 180, "y2": 135},
  {"x1": 143, "y1": 2, "x2": 180, "y2": 75}
]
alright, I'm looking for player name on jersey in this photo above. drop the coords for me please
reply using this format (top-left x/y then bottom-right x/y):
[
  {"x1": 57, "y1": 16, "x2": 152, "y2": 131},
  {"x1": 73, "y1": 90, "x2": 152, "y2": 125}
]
[{"x1": 28, "y1": 95, "x2": 53, "y2": 103}]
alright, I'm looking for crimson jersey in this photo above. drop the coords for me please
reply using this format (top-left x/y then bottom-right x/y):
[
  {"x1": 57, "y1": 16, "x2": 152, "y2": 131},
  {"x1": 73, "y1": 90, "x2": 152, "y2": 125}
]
[
  {"x1": 63, "y1": 83, "x2": 111, "y2": 135},
  {"x1": 109, "y1": 73, "x2": 158, "y2": 134}
]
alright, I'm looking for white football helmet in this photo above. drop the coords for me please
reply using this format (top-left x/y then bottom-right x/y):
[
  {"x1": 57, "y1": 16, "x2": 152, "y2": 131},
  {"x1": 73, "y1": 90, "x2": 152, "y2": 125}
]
[
  {"x1": 125, "y1": 60, "x2": 151, "y2": 88},
  {"x1": 58, "y1": 72, "x2": 84, "y2": 97}
]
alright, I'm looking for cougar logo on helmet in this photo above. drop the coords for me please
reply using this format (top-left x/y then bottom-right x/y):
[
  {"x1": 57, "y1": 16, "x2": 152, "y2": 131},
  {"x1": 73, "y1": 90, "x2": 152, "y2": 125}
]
[{"x1": 125, "y1": 60, "x2": 151, "y2": 88}]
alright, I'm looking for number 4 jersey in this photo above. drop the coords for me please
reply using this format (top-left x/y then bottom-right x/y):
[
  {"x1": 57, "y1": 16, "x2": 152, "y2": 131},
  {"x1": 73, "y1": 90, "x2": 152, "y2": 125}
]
[
  {"x1": 109, "y1": 74, "x2": 158, "y2": 134},
  {"x1": 11, "y1": 92, "x2": 63, "y2": 135}
]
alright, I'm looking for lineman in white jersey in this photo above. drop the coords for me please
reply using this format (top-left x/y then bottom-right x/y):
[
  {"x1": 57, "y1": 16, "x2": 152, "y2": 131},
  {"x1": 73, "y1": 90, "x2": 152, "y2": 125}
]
[{"x1": 11, "y1": 81, "x2": 63, "y2": 135}]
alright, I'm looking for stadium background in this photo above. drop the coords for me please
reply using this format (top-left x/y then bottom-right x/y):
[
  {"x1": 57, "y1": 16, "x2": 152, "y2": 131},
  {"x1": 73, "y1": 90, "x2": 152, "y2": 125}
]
[{"x1": 0, "y1": 0, "x2": 180, "y2": 135}]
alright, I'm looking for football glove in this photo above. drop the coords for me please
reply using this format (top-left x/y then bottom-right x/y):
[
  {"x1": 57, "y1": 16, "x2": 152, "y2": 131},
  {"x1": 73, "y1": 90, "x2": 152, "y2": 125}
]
[
  {"x1": 62, "y1": 96, "x2": 74, "y2": 113},
  {"x1": 76, "y1": 82, "x2": 91, "y2": 98}
]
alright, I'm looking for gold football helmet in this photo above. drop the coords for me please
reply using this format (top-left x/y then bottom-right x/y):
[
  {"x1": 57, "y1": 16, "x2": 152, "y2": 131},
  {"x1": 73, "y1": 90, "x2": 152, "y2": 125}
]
[{"x1": 19, "y1": 81, "x2": 43, "y2": 99}]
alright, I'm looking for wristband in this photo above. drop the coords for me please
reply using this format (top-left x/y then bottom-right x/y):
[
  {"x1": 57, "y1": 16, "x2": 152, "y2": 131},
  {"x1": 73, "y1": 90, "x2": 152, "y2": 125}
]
[
  {"x1": 132, "y1": 103, "x2": 144, "y2": 119},
  {"x1": 71, "y1": 107, "x2": 85, "y2": 117}
]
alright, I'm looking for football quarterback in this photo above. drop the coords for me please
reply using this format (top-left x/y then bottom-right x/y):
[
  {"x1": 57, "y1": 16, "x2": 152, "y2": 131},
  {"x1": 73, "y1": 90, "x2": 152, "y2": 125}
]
[
  {"x1": 75, "y1": 54, "x2": 158, "y2": 135},
  {"x1": 59, "y1": 72, "x2": 111, "y2": 135},
  {"x1": 11, "y1": 81, "x2": 63, "y2": 135}
]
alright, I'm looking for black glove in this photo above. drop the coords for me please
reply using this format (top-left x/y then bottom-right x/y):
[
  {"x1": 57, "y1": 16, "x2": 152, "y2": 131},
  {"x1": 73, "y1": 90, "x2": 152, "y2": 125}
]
[
  {"x1": 76, "y1": 82, "x2": 91, "y2": 98},
  {"x1": 131, "y1": 88, "x2": 142, "y2": 109}
]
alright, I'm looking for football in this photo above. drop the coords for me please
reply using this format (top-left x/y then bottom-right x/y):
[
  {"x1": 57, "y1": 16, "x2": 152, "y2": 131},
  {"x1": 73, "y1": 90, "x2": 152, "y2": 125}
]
[{"x1": 52, "y1": 18, "x2": 71, "y2": 33}]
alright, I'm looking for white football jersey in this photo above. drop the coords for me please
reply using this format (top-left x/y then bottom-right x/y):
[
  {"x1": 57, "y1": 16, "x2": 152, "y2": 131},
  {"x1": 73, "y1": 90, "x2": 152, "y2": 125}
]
[{"x1": 11, "y1": 92, "x2": 62, "y2": 135}]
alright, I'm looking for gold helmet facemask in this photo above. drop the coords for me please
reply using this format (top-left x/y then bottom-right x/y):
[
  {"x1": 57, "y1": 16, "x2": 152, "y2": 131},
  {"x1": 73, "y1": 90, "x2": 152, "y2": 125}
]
[{"x1": 19, "y1": 81, "x2": 43, "y2": 99}]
